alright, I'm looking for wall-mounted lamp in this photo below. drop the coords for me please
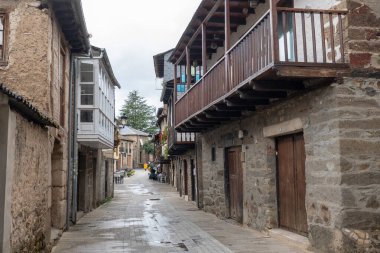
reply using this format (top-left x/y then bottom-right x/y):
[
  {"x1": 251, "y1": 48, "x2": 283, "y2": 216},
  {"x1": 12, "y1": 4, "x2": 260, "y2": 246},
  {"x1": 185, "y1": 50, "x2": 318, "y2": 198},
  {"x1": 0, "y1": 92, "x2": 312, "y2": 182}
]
[
  {"x1": 210, "y1": 42, "x2": 218, "y2": 50},
  {"x1": 249, "y1": 0, "x2": 259, "y2": 8}
]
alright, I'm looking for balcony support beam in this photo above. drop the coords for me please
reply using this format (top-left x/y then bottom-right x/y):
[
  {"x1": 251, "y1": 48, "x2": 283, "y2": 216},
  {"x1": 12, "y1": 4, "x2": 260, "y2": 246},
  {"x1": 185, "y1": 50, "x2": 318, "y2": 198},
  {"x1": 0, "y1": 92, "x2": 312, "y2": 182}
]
[{"x1": 186, "y1": 46, "x2": 191, "y2": 90}]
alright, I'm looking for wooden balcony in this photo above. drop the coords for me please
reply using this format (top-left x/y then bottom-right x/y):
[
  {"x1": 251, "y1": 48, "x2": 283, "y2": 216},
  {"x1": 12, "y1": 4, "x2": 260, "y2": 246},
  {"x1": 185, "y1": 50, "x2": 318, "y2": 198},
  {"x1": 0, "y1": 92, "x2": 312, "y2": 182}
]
[
  {"x1": 168, "y1": 127, "x2": 195, "y2": 155},
  {"x1": 174, "y1": 7, "x2": 349, "y2": 131}
]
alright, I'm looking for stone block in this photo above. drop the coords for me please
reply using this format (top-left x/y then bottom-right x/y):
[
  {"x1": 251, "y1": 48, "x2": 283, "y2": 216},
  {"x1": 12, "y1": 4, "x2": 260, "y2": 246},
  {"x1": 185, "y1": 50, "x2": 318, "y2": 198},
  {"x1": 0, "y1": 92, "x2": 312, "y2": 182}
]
[
  {"x1": 341, "y1": 172, "x2": 380, "y2": 186},
  {"x1": 51, "y1": 169, "x2": 67, "y2": 187},
  {"x1": 341, "y1": 210, "x2": 380, "y2": 229}
]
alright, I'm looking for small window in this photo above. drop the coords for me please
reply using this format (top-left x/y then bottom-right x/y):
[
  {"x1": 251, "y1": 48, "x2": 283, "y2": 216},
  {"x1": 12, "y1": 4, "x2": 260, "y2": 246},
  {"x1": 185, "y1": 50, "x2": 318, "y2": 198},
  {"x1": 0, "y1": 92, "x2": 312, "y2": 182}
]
[
  {"x1": 80, "y1": 63, "x2": 94, "y2": 82},
  {"x1": 0, "y1": 14, "x2": 7, "y2": 62},
  {"x1": 211, "y1": 147, "x2": 216, "y2": 162},
  {"x1": 80, "y1": 110, "x2": 93, "y2": 123},
  {"x1": 80, "y1": 84, "x2": 94, "y2": 105}
]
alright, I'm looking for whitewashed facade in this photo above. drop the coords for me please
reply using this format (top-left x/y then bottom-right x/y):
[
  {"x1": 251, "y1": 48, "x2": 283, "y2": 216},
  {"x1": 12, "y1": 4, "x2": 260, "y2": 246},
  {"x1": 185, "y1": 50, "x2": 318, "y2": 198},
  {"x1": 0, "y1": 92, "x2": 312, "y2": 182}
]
[{"x1": 76, "y1": 47, "x2": 120, "y2": 149}]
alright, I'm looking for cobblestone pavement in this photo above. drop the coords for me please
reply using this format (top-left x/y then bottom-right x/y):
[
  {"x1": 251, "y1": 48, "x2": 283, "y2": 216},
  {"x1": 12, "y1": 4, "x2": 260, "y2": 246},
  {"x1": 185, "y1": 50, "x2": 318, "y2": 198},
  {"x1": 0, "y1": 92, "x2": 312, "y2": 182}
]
[{"x1": 53, "y1": 169, "x2": 314, "y2": 253}]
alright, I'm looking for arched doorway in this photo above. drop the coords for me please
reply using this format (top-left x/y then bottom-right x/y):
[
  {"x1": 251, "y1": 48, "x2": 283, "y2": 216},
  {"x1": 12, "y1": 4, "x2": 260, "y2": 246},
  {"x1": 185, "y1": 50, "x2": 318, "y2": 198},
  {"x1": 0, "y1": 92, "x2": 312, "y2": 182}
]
[{"x1": 183, "y1": 160, "x2": 188, "y2": 196}]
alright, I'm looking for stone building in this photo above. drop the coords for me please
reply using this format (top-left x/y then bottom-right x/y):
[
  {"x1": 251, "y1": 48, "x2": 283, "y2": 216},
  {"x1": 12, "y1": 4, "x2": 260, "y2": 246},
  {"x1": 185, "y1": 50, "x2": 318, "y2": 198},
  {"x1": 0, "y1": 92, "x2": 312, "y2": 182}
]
[
  {"x1": 118, "y1": 125, "x2": 151, "y2": 169},
  {"x1": 167, "y1": 0, "x2": 380, "y2": 252},
  {"x1": 153, "y1": 50, "x2": 198, "y2": 203},
  {"x1": 74, "y1": 46, "x2": 119, "y2": 215},
  {"x1": 0, "y1": 0, "x2": 89, "y2": 251}
]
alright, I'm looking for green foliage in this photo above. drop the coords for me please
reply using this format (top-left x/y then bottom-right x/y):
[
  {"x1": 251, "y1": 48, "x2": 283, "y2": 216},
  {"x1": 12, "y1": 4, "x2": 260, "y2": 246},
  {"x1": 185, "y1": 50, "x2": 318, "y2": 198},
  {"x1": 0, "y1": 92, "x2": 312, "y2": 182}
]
[
  {"x1": 163, "y1": 145, "x2": 169, "y2": 159},
  {"x1": 142, "y1": 140, "x2": 155, "y2": 155},
  {"x1": 161, "y1": 126, "x2": 168, "y2": 144},
  {"x1": 120, "y1": 90, "x2": 157, "y2": 134},
  {"x1": 127, "y1": 170, "x2": 135, "y2": 177}
]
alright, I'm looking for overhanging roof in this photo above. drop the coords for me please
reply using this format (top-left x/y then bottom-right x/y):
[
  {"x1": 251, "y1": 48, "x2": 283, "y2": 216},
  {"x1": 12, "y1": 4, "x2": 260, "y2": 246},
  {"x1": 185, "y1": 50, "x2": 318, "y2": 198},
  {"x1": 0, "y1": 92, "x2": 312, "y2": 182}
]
[
  {"x1": 0, "y1": 84, "x2": 58, "y2": 128},
  {"x1": 50, "y1": 0, "x2": 90, "y2": 53},
  {"x1": 153, "y1": 49, "x2": 174, "y2": 78},
  {"x1": 160, "y1": 79, "x2": 174, "y2": 104},
  {"x1": 91, "y1": 46, "x2": 121, "y2": 88}
]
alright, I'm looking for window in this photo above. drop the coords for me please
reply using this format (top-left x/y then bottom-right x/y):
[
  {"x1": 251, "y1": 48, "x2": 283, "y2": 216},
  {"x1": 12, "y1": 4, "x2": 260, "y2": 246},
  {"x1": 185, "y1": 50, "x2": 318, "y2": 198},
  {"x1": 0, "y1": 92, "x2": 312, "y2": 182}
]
[
  {"x1": 80, "y1": 63, "x2": 94, "y2": 83},
  {"x1": 80, "y1": 84, "x2": 94, "y2": 105},
  {"x1": 211, "y1": 147, "x2": 216, "y2": 162},
  {"x1": 0, "y1": 14, "x2": 6, "y2": 62},
  {"x1": 80, "y1": 110, "x2": 93, "y2": 123}
]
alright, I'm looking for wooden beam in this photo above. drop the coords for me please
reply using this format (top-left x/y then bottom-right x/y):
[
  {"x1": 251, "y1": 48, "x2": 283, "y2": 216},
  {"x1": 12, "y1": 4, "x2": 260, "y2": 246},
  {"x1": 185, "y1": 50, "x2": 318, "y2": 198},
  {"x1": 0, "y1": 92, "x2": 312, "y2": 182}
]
[
  {"x1": 225, "y1": 99, "x2": 269, "y2": 107},
  {"x1": 237, "y1": 90, "x2": 288, "y2": 99},
  {"x1": 205, "y1": 111, "x2": 241, "y2": 118},
  {"x1": 174, "y1": 0, "x2": 223, "y2": 65},
  {"x1": 251, "y1": 80, "x2": 305, "y2": 91},
  {"x1": 225, "y1": 0, "x2": 231, "y2": 50}
]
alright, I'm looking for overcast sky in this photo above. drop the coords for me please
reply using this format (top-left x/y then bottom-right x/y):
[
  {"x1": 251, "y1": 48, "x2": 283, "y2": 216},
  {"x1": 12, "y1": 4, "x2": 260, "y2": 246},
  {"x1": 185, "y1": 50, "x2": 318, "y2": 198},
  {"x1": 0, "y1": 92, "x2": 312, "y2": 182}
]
[{"x1": 81, "y1": 0, "x2": 202, "y2": 117}]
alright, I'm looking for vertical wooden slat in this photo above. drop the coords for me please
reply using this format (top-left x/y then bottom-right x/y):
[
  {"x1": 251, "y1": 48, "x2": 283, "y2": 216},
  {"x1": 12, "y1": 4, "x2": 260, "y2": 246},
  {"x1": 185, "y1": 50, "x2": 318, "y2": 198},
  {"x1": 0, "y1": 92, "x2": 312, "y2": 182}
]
[
  {"x1": 301, "y1": 12, "x2": 307, "y2": 62},
  {"x1": 311, "y1": 13, "x2": 317, "y2": 62},
  {"x1": 292, "y1": 12, "x2": 298, "y2": 62},
  {"x1": 267, "y1": 16, "x2": 273, "y2": 63},
  {"x1": 282, "y1": 11, "x2": 289, "y2": 62},
  {"x1": 320, "y1": 12, "x2": 327, "y2": 63},
  {"x1": 338, "y1": 14, "x2": 345, "y2": 63},
  {"x1": 329, "y1": 13, "x2": 335, "y2": 63},
  {"x1": 225, "y1": 0, "x2": 231, "y2": 93}
]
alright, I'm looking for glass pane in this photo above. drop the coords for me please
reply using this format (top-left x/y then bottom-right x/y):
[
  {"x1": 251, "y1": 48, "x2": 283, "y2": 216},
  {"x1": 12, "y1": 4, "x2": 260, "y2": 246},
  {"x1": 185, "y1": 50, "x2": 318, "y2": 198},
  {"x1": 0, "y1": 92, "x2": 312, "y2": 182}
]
[
  {"x1": 81, "y1": 63, "x2": 93, "y2": 72},
  {"x1": 81, "y1": 95, "x2": 93, "y2": 105},
  {"x1": 81, "y1": 71, "x2": 93, "y2": 82},
  {"x1": 80, "y1": 110, "x2": 93, "y2": 122},
  {"x1": 81, "y1": 84, "x2": 94, "y2": 95}
]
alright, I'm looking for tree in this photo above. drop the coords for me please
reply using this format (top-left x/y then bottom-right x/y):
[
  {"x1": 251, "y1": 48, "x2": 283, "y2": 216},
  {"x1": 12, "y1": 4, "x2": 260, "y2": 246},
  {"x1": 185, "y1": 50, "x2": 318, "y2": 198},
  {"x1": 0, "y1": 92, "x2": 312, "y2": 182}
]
[
  {"x1": 142, "y1": 140, "x2": 155, "y2": 155},
  {"x1": 120, "y1": 90, "x2": 157, "y2": 134}
]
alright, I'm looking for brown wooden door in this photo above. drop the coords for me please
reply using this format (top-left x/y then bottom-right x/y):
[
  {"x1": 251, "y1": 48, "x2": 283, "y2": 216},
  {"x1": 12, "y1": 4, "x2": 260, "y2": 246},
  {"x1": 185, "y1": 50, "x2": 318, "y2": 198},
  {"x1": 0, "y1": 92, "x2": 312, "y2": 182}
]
[
  {"x1": 277, "y1": 133, "x2": 308, "y2": 235},
  {"x1": 227, "y1": 146, "x2": 243, "y2": 223}
]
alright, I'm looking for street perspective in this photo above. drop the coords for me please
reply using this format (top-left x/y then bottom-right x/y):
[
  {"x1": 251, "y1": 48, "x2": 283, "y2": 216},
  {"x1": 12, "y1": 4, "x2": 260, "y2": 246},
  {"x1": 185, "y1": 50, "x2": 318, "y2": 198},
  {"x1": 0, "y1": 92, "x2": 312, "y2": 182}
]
[{"x1": 0, "y1": 0, "x2": 379, "y2": 253}]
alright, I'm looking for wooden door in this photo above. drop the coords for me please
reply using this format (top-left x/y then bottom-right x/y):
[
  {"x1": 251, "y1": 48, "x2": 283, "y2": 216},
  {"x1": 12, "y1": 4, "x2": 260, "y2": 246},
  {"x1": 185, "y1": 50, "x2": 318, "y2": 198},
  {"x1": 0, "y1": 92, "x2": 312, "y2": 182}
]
[
  {"x1": 191, "y1": 159, "x2": 196, "y2": 201},
  {"x1": 183, "y1": 160, "x2": 188, "y2": 196},
  {"x1": 277, "y1": 133, "x2": 308, "y2": 235},
  {"x1": 227, "y1": 146, "x2": 243, "y2": 223}
]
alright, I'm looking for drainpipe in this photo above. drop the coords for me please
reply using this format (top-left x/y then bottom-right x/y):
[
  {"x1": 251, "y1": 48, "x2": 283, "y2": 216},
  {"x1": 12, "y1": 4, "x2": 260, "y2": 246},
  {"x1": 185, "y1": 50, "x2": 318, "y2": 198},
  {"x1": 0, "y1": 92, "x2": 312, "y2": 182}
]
[
  {"x1": 69, "y1": 56, "x2": 80, "y2": 224},
  {"x1": 66, "y1": 53, "x2": 74, "y2": 228},
  {"x1": 195, "y1": 135, "x2": 200, "y2": 209}
]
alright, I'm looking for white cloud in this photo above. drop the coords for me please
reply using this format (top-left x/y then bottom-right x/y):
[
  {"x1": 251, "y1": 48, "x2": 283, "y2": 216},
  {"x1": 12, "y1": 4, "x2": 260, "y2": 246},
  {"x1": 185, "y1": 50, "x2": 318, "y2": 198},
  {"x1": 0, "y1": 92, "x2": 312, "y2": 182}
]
[{"x1": 81, "y1": 0, "x2": 202, "y2": 116}]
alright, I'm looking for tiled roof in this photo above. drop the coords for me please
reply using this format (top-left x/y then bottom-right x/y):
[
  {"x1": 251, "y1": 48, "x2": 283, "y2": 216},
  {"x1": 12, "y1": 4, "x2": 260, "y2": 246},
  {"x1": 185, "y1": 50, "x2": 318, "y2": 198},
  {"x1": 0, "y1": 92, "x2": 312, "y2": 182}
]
[
  {"x1": 0, "y1": 84, "x2": 58, "y2": 128},
  {"x1": 119, "y1": 125, "x2": 149, "y2": 136}
]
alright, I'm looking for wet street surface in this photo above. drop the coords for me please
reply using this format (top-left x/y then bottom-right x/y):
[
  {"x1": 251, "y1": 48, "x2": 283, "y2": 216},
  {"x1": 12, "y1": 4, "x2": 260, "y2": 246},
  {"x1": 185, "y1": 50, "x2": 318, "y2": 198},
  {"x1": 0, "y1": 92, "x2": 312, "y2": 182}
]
[{"x1": 53, "y1": 169, "x2": 313, "y2": 253}]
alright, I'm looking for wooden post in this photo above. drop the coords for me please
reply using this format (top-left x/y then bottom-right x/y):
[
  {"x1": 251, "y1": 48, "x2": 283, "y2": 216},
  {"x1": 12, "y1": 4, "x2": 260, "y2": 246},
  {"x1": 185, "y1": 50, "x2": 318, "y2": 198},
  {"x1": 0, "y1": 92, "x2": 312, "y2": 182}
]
[
  {"x1": 225, "y1": 0, "x2": 231, "y2": 92},
  {"x1": 202, "y1": 23, "x2": 207, "y2": 75},
  {"x1": 270, "y1": 0, "x2": 279, "y2": 63},
  {"x1": 186, "y1": 46, "x2": 191, "y2": 90},
  {"x1": 225, "y1": 0, "x2": 230, "y2": 51},
  {"x1": 173, "y1": 64, "x2": 177, "y2": 126}
]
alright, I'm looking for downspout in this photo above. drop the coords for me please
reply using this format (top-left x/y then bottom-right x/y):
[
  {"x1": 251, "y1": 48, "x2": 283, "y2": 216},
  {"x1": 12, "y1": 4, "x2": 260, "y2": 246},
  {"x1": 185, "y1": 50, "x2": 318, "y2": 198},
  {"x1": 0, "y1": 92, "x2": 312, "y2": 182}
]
[
  {"x1": 70, "y1": 56, "x2": 80, "y2": 224},
  {"x1": 66, "y1": 53, "x2": 74, "y2": 228}
]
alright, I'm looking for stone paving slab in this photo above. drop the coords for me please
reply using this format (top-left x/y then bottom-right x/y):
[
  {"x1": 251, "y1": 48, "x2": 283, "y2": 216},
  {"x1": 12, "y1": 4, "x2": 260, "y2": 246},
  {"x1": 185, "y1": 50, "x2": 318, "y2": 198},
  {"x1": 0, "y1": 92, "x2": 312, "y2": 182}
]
[{"x1": 52, "y1": 169, "x2": 314, "y2": 253}]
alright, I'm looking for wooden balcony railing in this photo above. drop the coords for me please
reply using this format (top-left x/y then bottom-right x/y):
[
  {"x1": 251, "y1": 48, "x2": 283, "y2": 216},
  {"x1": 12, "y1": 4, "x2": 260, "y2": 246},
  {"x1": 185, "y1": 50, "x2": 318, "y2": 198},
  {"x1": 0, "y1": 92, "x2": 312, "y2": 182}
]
[
  {"x1": 168, "y1": 126, "x2": 195, "y2": 149},
  {"x1": 175, "y1": 7, "x2": 347, "y2": 127}
]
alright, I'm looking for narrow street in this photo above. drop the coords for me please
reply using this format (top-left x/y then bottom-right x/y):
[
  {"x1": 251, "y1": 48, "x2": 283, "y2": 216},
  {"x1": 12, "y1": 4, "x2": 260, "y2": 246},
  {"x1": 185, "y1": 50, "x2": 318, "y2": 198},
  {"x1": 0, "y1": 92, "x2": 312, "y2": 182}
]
[{"x1": 53, "y1": 169, "x2": 312, "y2": 253}]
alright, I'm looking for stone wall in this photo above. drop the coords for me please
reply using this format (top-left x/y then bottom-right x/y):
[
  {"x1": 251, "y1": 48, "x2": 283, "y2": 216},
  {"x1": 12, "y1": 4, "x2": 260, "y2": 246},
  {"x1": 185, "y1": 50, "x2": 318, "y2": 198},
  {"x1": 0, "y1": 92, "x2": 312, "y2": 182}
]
[
  {"x1": 0, "y1": 1, "x2": 72, "y2": 251},
  {"x1": 199, "y1": 78, "x2": 379, "y2": 252},
  {"x1": 11, "y1": 114, "x2": 51, "y2": 252},
  {"x1": 347, "y1": 0, "x2": 380, "y2": 77}
]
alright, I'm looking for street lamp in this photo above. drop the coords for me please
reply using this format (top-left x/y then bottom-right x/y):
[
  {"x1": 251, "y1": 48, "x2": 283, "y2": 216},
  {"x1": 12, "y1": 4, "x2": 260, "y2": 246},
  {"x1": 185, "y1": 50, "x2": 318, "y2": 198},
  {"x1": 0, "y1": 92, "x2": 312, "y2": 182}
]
[{"x1": 120, "y1": 115, "x2": 128, "y2": 127}]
